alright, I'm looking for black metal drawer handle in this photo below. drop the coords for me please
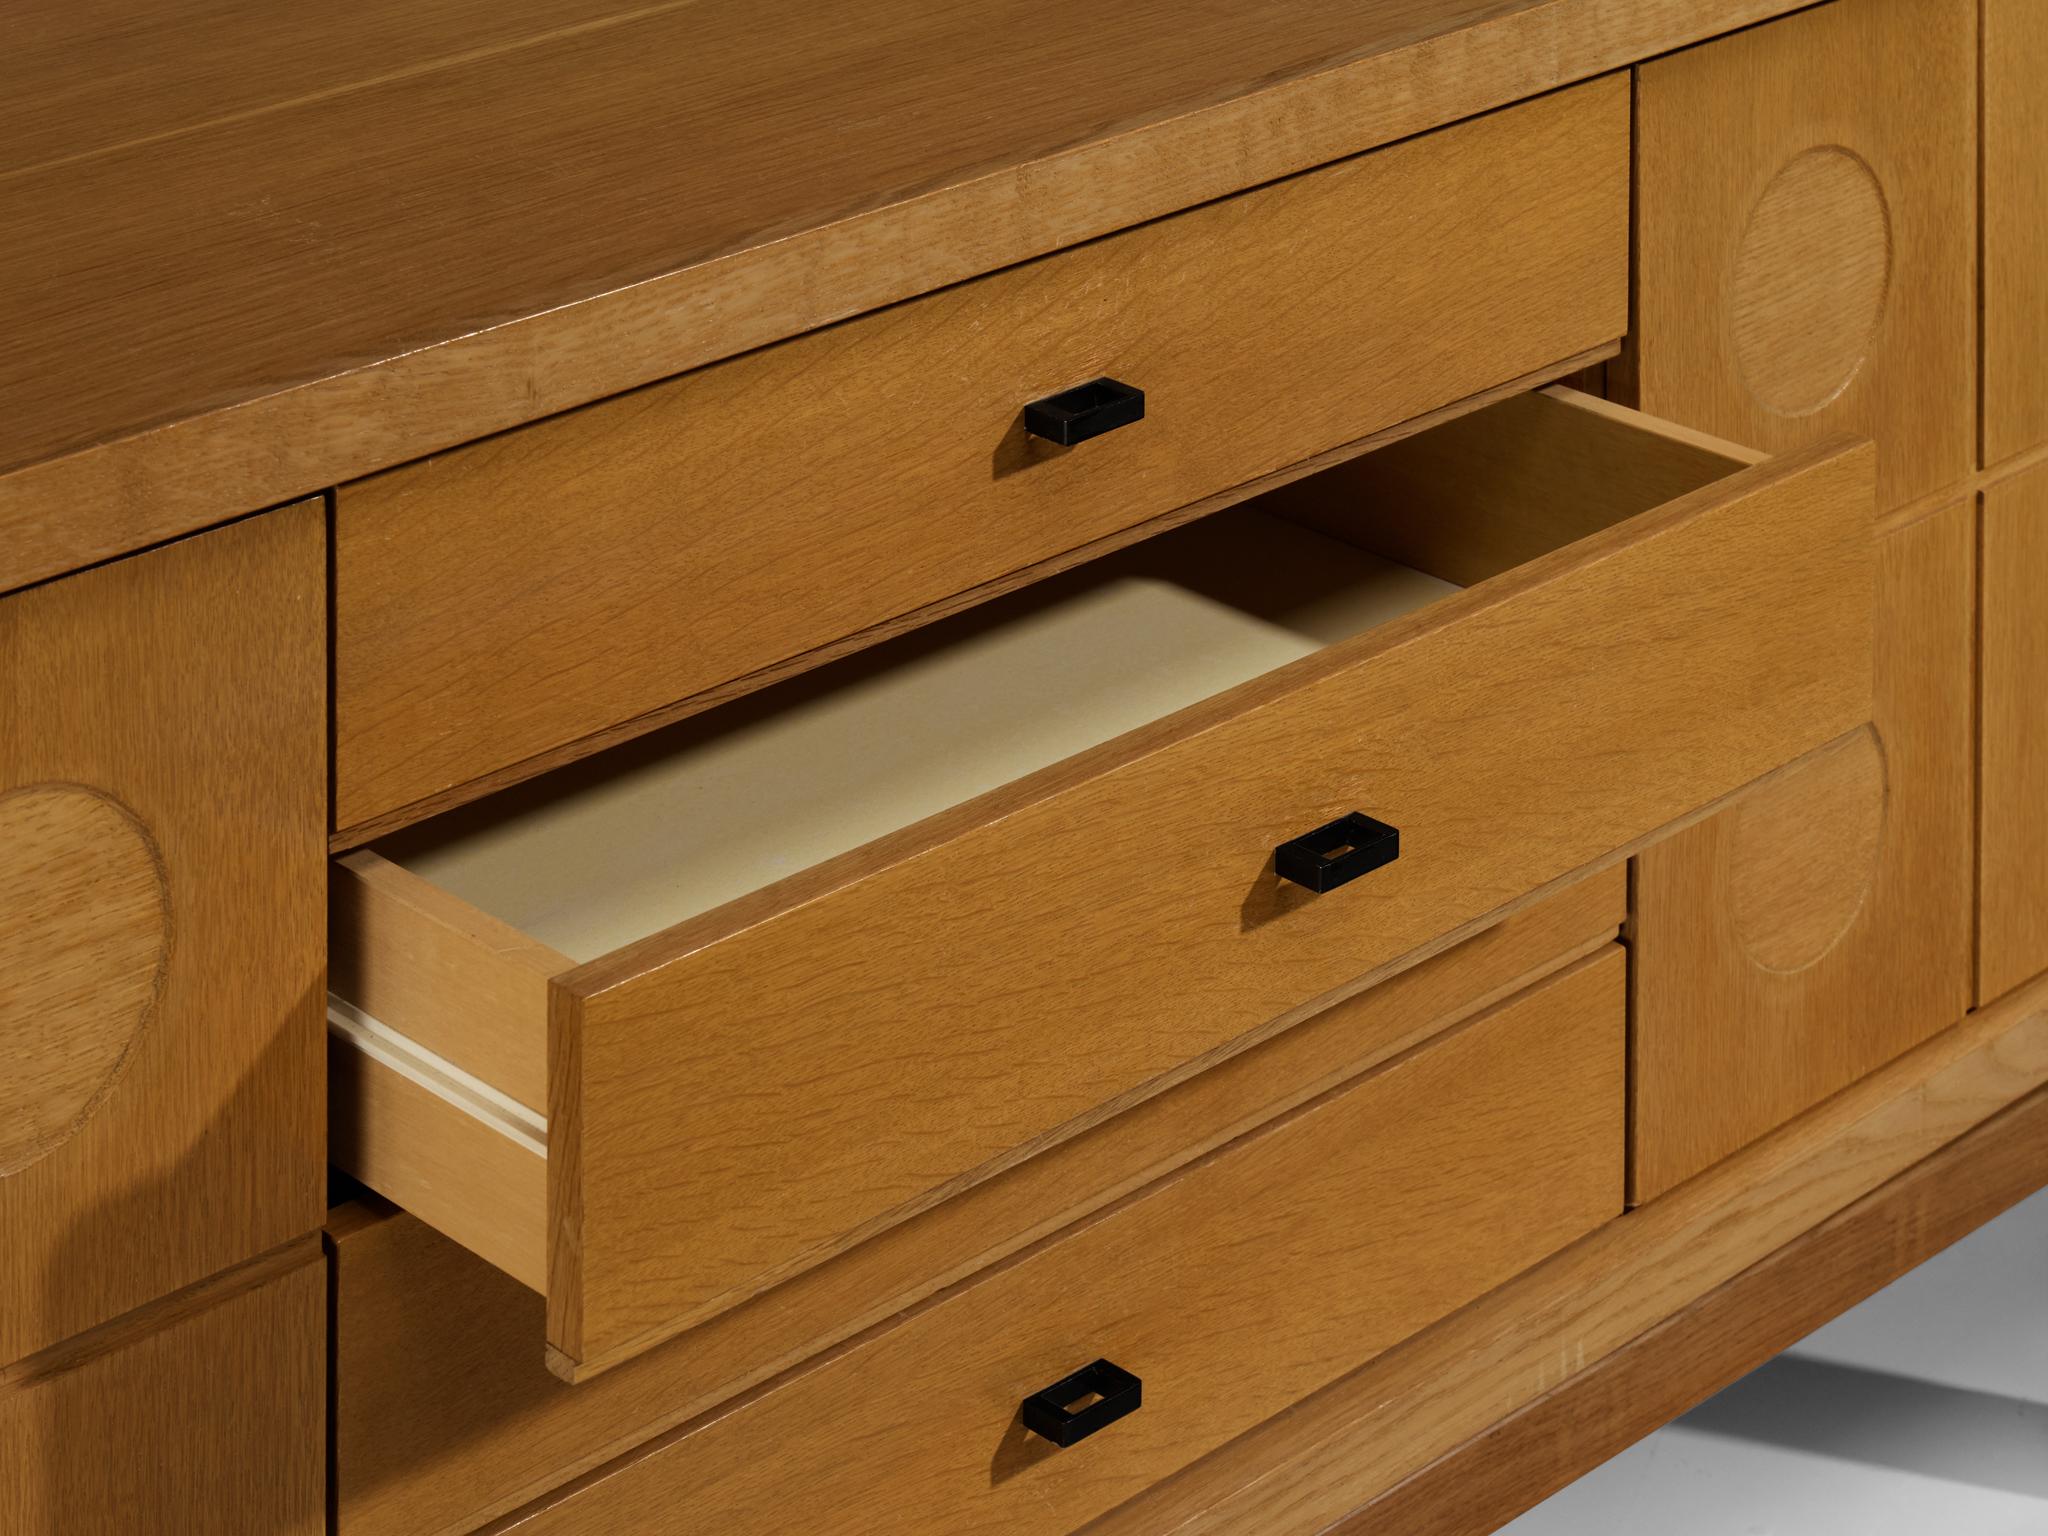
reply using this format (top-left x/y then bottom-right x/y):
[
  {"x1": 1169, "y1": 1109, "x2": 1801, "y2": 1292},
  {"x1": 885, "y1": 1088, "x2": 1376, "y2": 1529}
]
[
  {"x1": 1020, "y1": 1358, "x2": 1143, "y2": 1447},
  {"x1": 1275, "y1": 811, "x2": 1400, "y2": 893},
  {"x1": 1023, "y1": 378, "x2": 1145, "y2": 446}
]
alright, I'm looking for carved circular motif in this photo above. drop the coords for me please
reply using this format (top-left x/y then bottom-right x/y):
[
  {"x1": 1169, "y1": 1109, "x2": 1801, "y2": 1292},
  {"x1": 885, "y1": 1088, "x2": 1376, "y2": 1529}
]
[
  {"x1": 1729, "y1": 727, "x2": 1886, "y2": 975},
  {"x1": 1731, "y1": 148, "x2": 1892, "y2": 417},
  {"x1": 0, "y1": 785, "x2": 169, "y2": 1176}
]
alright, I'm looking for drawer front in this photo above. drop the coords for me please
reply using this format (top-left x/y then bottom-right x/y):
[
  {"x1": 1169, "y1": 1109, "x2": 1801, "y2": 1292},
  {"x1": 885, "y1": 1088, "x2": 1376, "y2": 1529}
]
[
  {"x1": 1622, "y1": 0, "x2": 1974, "y2": 517},
  {"x1": 535, "y1": 401, "x2": 1870, "y2": 1375},
  {"x1": 332, "y1": 76, "x2": 1629, "y2": 835},
  {"x1": 331, "y1": 871, "x2": 1624, "y2": 1536},
  {"x1": 1986, "y1": 0, "x2": 2048, "y2": 462},
  {"x1": 0, "y1": 506, "x2": 325, "y2": 1366},
  {"x1": 453, "y1": 952, "x2": 1620, "y2": 1536},
  {"x1": 1633, "y1": 500, "x2": 1973, "y2": 1199}
]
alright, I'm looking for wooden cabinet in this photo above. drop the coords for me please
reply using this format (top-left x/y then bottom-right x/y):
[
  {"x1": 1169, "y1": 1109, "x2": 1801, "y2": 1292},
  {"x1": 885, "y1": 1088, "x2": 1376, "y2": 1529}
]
[
  {"x1": 0, "y1": 1243, "x2": 324, "y2": 1535},
  {"x1": 1622, "y1": 0, "x2": 1976, "y2": 515},
  {"x1": 1980, "y1": 465, "x2": 2048, "y2": 1001},
  {"x1": 0, "y1": 506, "x2": 326, "y2": 1365},
  {"x1": 1634, "y1": 502, "x2": 1974, "y2": 1199},
  {"x1": 1984, "y1": 0, "x2": 2048, "y2": 464}
]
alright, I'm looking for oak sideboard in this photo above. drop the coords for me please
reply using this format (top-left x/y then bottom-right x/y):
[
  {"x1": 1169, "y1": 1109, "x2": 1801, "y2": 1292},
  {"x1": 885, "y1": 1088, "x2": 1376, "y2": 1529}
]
[{"x1": 5, "y1": 1, "x2": 2044, "y2": 1531}]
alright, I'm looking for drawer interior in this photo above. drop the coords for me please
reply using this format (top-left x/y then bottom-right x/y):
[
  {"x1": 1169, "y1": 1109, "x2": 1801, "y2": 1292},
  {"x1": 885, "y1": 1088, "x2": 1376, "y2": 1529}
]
[{"x1": 373, "y1": 513, "x2": 1460, "y2": 962}]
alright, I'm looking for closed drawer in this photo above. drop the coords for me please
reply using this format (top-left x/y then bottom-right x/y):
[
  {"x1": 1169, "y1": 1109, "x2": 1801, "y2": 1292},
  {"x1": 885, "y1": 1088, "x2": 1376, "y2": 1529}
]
[
  {"x1": 424, "y1": 951, "x2": 1625, "y2": 1536},
  {"x1": 330, "y1": 75, "x2": 1630, "y2": 836},
  {"x1": 329, "y1": 870, "x2": 1624, "y2": 1536},
  {"x1": 330, "y1": 386, "x2": 1875, "y2": 1379}
]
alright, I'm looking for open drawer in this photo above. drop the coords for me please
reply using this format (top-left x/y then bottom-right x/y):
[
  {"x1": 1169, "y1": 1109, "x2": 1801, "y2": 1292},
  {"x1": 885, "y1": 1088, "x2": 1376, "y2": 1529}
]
[{"x1": 329, "y1": 387, "x2": 1875, "y2": 1380}]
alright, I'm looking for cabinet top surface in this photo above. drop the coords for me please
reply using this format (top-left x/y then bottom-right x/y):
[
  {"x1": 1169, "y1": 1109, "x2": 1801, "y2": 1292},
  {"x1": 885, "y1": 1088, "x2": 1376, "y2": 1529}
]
[{"x1": 3, "y1": 0, "x2": 1799, "y2": 591}]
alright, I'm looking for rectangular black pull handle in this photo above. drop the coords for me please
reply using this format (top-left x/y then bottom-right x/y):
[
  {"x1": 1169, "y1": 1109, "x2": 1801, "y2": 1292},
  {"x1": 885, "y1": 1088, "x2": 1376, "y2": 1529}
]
[
  {"x1": 1023, "y1": 377, "x2": 1145, "y2": 445},
  {"x1": 1020, "y1": 1358, "x2": 1143, "y2": 1447},
  {"x1": 1275, "y1": 811, "x2": 1400, "y2": 893}
]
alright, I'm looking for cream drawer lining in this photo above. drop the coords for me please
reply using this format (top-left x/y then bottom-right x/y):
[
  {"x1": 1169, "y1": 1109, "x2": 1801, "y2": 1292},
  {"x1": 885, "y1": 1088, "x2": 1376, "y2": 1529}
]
[{"x1": 375, "y1": 510, "x2": 1456, "y2": 962}]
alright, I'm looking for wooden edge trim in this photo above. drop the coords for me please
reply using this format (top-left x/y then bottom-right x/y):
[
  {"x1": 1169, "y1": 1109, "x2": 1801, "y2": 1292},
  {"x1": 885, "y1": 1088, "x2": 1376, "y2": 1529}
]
[
  {"x1": 0, "y1": 1232, "x2": 322, "y2": 1391},
  {"x1": 329, "y1": 341, "x2": 1622, "y2": 851},
  {"x1": 1329, "y1": 1081, "x2": 2048, "y2": 1536},
  {"x1": 1537, "y1": 383, "x2": 1769, "y2": 467},
  {"x1": 1080, "y1": 971, "x2": 2048, "y2": 1536}
]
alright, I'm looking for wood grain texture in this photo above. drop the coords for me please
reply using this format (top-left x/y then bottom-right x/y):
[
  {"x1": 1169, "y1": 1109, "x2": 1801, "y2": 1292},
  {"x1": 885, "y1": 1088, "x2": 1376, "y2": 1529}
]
[
  {"x1": 2, "y1": 0, "x2": 656, "y2": 174},
  {"x1": 493, "y1": 954, "x2": 1625, "y2": 1536},
  {"x1": 0, "y1": 505, "x2": 325, "y2": 1367},
  {"x1": 0, "y1": 1238, "x2": 324, "y2": 1534},
  {"x1": 1632, "y1": 500, "x2": 1974, "y2": 1199},
  {"x1": 542, "y1": 407, "x2": 1874, "y2": 1375},
  {"x1": 0, "y1": 0, "x2": 1818, "y2": 595},
  {"x1": 1984, "y1": 0, "x2": 2048, "y2": 464},
  {"x1": 329, "y1": 869, "x2": 1622, "y2": 1536},
  {"x1": 1620, "y1": 0, "x2": 1976, "y2": 514},
  {"x1": 1979, "y1": 464, "x2": 2048, "y2": 1001},
  {"x1": 0, "y1": 786, "x2": 168, "y2": 1175},
  {"x1": 1084, "y1": 964, "x2": 2048, "y2": 1536},
  {"x1": 331, "y1": 80, "x2": 1628, "y2": 831},
  {"x1": 1328, "y1": 1081, "x2": 2048, "y2": 1536}
]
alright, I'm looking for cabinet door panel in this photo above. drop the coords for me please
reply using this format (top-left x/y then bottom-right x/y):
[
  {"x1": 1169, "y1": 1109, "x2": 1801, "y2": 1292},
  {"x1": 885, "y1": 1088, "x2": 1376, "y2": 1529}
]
[
  {"x1": 0, "y1": 1245, "x2": 324, "y2": 1534},
  {"x1": 1624, "y1": 0, "x2": 1975, "y2": 515},
  {"x1": 1985, "y1": 0, "x2": 2048, "y2": 463},
  {"x1": 1981, "y1": 465, "x2": 2048, "y2": 999},
  {"x1": 0, "y1": 506, "x2": 325, "y2": 1364},
  {"x1": 1634, "y1": 503, "x2": 1972, "y2": 1199}
]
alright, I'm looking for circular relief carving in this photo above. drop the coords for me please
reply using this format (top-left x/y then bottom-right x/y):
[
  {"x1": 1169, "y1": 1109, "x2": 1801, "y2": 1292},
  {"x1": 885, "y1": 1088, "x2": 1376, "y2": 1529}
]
[
  {"x1": 1731, "y1": 148, "x2": 1893, "y2": 417},
  {"x1": 1729, "y1": 727, "x2": 1886, "y2": 975},
  {"x1": 0, "y1": 785, "x2": 169, "y2": 1176}
]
